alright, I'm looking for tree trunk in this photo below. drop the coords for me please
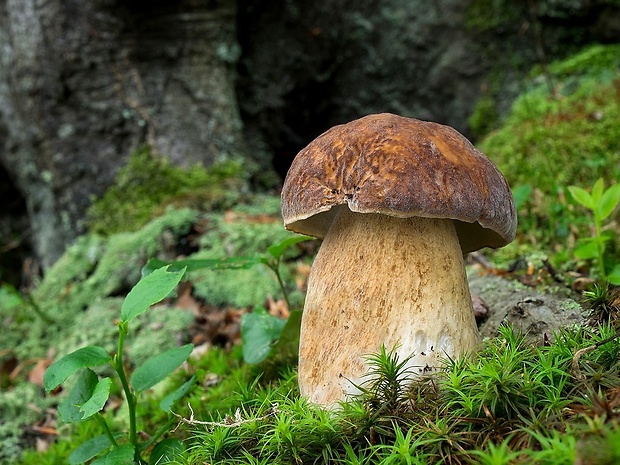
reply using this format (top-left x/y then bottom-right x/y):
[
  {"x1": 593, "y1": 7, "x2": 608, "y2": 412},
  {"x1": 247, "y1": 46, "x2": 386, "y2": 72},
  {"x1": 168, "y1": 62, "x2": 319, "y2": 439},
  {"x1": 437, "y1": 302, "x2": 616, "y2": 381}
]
[{"x1": 0, "y1": 0, "x2": 245, "y2": 268}]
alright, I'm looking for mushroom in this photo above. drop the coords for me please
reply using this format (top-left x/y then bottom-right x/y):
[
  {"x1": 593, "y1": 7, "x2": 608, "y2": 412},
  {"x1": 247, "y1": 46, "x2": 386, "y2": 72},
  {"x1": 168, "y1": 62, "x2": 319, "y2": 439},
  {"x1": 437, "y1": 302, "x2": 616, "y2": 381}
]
[{"x1": 281, "y1": 113, "x2": 516, "y2": 407}]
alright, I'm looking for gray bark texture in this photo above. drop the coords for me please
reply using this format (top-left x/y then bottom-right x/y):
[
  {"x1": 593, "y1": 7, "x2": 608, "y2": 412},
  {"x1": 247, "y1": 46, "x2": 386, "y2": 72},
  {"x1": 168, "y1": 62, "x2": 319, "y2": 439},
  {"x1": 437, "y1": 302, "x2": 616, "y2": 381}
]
[{"x1": 0, "y1": 0, "x2": 245, "y2": 268}]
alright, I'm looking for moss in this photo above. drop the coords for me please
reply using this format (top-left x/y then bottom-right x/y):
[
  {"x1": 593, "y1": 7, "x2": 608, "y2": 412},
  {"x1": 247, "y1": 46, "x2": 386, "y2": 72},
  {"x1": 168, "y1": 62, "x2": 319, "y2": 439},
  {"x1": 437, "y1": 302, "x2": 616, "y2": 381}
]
[
  {"x1": 468, "y1": 94, "x2": 500, "y2": 138},
  {"x1": 1, "y1": 208, "x2": 198, "y2": 362},
  {"x1": 543, "y1": 43, "x2": 620, "y2": 78},
  {"x1": 87, "y1": 146, "x2": 246, "y2": 235},
  {"x1": 481, "y1": 44, "x2": 620, "y2": 190},
  {"x1": 477, "y1": 43, "x2": 620, "y2": 253},
  {"x1": 128, "y1": 305, "x2": 194, "y2": 367},
  {"x1": 560, "y1": 299, "x2": 583, "y2": 313},
  {"x1": 37, "y1": 208, "x2": 196, "y2": 307},
  {"x1": 0, "y1": 383, "x2": 55, "y2": 463},
  {"x1": 190, "y1": 206, "x2": 297, "y2": 308},
  {"x1": 12, "y1": 297, "x2": 193, "y2": 369}
]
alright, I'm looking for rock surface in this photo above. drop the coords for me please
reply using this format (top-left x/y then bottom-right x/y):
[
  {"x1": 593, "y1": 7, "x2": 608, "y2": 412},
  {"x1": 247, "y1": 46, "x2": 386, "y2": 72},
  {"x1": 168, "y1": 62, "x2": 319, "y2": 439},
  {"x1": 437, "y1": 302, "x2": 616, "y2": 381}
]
[{"x1": 468, "y1": 273, "x2": 587, "y2": 344}]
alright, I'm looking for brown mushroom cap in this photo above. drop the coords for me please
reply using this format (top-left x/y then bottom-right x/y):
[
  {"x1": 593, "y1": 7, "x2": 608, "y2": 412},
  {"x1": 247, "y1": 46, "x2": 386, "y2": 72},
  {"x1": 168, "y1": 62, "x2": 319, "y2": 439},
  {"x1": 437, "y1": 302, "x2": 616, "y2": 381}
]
[{"x1": 281, "y1": 113, "x2": 517, "y2": 254}]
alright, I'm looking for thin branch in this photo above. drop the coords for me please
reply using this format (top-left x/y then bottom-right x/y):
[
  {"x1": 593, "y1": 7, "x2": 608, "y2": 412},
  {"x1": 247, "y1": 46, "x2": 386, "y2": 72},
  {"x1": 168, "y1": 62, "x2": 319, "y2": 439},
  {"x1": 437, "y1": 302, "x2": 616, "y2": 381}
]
[
  {"x1": 172, "y1": 403, "x2": 279, "y2": 430},
  {"x1": 572, "y1": 329, "x2": 620, "y2": 380}
]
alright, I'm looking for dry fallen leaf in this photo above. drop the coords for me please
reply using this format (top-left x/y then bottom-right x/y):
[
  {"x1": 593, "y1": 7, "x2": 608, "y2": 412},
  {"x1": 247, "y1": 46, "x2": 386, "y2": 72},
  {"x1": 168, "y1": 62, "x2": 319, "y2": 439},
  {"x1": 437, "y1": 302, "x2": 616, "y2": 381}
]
[
  {"x1": 28, "y1": 358, "x2": 52, "y2": 387},
  {"x1": 266, "y1": 295, "x2": 289, "y2": 319},
  {"x1": 176, "y1": 283, "x2": 202, "y2": 317}
]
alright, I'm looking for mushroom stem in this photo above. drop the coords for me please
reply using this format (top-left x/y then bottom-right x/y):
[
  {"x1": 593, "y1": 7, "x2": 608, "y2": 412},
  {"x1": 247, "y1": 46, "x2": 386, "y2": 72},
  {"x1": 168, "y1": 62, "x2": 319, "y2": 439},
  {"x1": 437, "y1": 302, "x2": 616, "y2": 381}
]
[{"x1": 299, "y1": 206, "x2": 480, "y2": 406}]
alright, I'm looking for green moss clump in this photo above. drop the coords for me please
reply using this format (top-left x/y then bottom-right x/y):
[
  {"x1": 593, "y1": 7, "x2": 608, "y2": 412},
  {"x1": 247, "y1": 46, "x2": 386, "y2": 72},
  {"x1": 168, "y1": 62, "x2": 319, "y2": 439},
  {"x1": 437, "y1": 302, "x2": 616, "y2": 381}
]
[
  {"x1": 543, "y1": 43, "x2": 620, "y2": 78},
  {"x1": 87, "y1": 147, "x2": 246, "y2": 235},
  {"x1": 190, "y1": 205, "x2": 298, "y2": 308},
  {"x1": 1, "y1": 208, "x2": 198, "y2": 362},
  {"x1": 477, "y1": 43, "x2": 620, "y2": 253},
  {"x1": 0, "y1": 383, "x2": 55, "y2": 463},
  {"x1": 481, "y1": 44, "x2": 620, "y2": 190},
  {"x1": 468, "y1": 94, "x2": 500, "y2": 138},
  {"x1": 128, "y1": 305, "x2": 195, "y2": 367}
]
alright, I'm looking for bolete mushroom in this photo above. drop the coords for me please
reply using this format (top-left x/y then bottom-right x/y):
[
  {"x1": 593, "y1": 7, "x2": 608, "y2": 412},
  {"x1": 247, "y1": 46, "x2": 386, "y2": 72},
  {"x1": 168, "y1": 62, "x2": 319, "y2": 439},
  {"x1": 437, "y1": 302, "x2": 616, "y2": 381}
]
[{"x1": 281, "y1": 113, "x2": 517, "y2": 407}]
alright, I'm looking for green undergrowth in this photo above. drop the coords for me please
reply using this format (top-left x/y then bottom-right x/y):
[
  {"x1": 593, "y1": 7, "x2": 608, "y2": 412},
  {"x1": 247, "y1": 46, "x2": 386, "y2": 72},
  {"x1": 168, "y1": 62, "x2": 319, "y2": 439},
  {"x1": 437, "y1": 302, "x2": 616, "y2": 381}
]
[
  {"x1": 188, "y1": 195, "x2": 304, "y2": 309},
  {"x1": 0, "y1": 194, "x2": 303, "y2": 462},
  {"x1": 0, "y1": 210, "x2": 198, "y2": 462},
  {"x1": 480, "y1": 42, "x2": 620, "y2": 209},
  {"x1": 149, "y1": 325, "x2": 620, "y2": 465},
  {"x1": 1, "y1": 208, "x2": 198, "y2": 363},
  {"x1": 476, "y1": 43, "x2": 620, "y2": 275},
  {"x1": 86, "y1": 147, "x2": 247, "y2": 235},
  {"x1": 22, "y1": 325, "x2": 620, "y2": 465},
  {"x1": 16, "y1": 323, "x2": 620, "y2": 464},
  {"x1": 1, "y1": 195, "x2": 294, "y2": 365}
]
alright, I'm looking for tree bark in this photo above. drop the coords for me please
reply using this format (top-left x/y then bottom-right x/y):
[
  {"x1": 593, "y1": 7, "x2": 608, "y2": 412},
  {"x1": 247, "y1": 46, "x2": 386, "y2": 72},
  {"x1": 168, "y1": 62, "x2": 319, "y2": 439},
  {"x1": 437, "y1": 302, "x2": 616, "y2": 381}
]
[{"x1": 0, "y1": 0, "x2": 245, "y2": 268}]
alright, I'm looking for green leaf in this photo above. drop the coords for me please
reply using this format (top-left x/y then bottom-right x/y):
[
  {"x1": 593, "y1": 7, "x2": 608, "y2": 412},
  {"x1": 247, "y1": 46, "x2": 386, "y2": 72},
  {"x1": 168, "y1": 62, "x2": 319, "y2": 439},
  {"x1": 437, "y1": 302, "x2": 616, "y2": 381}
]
[
  {"x1": 121, "y1": 266, "x2": 186, "y2": 323},
  {"x1": 608, "y1": 264, "x2": 620, "y2": 286},
  {"x1": 149, "y1": 438, "x2": 185, "y2": 465},
  {"x1": 79, "y1": 377, "x2": 112, "y2": 419},
  {"x1": 591, "y1": 178, "x2": 605, "y2": 204},
  {"x1": 58, "y1": 369, "x2": 99, "y2": 423},
  {"x1": 69, "y1": 433, "x2": 124, "y2": 465},
  {"x1": 597, "y1": 183, "x2": 620, "y2": 221},
  {"x1": 270, "y1": 309, "x2": 302, "y2": 358},
  {"x1": 241, "y1": 307, "x2": 287, "y2": 364},
  {"x1": 568, "y1": 185, "x2": 594, "y2": 210},
  {"x1": 159, "y1": 375, "x2": 197, "y2": 412},
  {"x1": 131, "y1": 344, "x2": 194, "y2": 392},
  {"x1": 267, "y1": 236, "x2": 314, "y2": 260},
  {"x1": 44, "y1": 346, "x2": 112, "y2": 392},
  {"x1": 574, "y1": 238, "x2": 602, "y2": 260},
  {"x1": 511, "y1": 184, "x2": 532, "y2": 210},
  {"x1": 143, "y1": 256, "x2": 262, "y2": 276},
  {"x1": 91, "y1": 444, "x2": 135, "y2": 465}
]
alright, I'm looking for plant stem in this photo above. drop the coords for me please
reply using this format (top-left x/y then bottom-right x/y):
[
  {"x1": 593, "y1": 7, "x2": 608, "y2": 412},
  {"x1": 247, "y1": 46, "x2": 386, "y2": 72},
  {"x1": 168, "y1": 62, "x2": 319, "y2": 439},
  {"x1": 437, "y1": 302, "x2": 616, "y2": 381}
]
[
  {"x1": 594, "y1": 215, "x2": 607, "y2": 281},
  {"x1": 95, "y1": 413, "x2": 118, "y2": 447},
  {"x1": 271, "y1": 258, "x2": 291, "y2": 310},
  {"x1": 116, "y1": 321, "x2": 142, "y2": 463},
  {"x1": 140, "y1": 417, "x2": 176, "y2": 452}
]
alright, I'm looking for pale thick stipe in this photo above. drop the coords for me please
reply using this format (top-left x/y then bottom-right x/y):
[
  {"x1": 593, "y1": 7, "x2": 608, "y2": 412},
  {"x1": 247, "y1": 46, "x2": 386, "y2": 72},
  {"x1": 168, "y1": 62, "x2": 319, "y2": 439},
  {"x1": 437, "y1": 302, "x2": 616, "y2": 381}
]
[{"x1": 299, "y1": 208, "x2": 479, "y2": 406}]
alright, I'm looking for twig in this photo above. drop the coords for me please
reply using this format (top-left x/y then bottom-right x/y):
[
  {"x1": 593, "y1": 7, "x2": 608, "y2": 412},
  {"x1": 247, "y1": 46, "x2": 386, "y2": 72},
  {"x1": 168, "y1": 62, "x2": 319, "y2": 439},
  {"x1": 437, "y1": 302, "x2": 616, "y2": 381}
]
[
  {"x1": 572, "y1": 329, "x2": 620, "y2": 380},
  {"x1": 172, "y1": 403, "x2": 279, "y2": 430},
  {"x1": 542, "y1": 258, "x2": 566, "y2": 285}
]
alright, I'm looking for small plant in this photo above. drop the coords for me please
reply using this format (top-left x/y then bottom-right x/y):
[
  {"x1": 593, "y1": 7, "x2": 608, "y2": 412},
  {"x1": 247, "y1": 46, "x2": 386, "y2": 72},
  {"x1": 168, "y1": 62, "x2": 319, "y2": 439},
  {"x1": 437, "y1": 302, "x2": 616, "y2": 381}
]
[
  {"x1": 354, "y1": 345, "x2": 416, "y2": 414},
  {"x1": 174, "y1": 323, "x2": 620, "y2": 465},
  {"x1": 43, "y1": 266, "x2": 195, "y2": 465},
  {"x1": 87, "y1": 147, "x2": 245, "y2": 235},
  {"x1": 146, "y1": 235, "x2": 313, "y2": 364},
  {"x1": 583, "y1": 283, "x2": 620, "y2": 325},
  {"x1": 467, "y1": 439, "x2": 524, "y2": 465},
  {"x1": 568, "y1": 178, "x2": 620, "y2": 284}
]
